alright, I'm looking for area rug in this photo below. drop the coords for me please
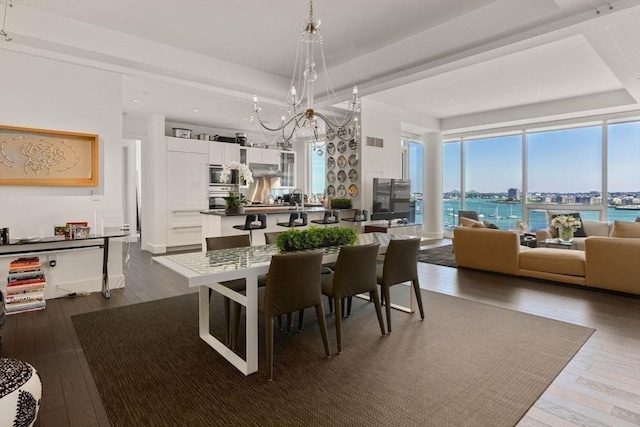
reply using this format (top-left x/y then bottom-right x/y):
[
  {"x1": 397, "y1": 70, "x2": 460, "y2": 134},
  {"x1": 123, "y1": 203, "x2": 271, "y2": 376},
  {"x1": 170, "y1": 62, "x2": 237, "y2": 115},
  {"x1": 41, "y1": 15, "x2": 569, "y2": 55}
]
[
  {"x1": 417, "y1": 244, "x2": 457, "y2": 268},
  {"x1": 72, "y1": 291, "x2": 594, "y2": 427}
]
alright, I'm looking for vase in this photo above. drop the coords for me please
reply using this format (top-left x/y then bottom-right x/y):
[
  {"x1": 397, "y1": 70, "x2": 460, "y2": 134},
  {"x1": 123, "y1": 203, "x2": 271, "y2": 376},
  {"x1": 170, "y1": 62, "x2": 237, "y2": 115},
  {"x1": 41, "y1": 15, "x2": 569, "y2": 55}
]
[
  {"x1": 225, "y1": 206, "x2": 244, "y2": 215},
  {"x1": 558, "y1": 226, "x2": 574, "y2": 243}
]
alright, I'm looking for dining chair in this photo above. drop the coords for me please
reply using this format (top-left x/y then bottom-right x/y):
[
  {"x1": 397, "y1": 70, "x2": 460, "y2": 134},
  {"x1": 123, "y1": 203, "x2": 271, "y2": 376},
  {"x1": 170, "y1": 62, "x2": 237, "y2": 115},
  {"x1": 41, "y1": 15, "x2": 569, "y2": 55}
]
[
  {"x1": 321, "y1": 243, "x2": 385, "y2": 353},
  {"x1": 377, "y1": 237, "x2": 424, "y2": 333},
  {"x1": 264, "y1": 231, "x2": 284, "y2": 245},
  {"x1": 206, "y1": 235, "x2": 255, "y2": 347},
  {"x1": 259, "y1": 250, "x2": 331, "y2": 380}
]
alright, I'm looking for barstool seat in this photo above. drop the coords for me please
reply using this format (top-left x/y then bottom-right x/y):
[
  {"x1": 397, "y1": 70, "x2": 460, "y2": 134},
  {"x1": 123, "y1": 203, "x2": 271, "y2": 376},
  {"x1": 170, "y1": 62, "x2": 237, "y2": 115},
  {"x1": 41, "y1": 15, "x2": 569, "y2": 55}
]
[
  {"x1": 277, "y1": 212, "x2": 308, "y2": 228},
  {"x1": 341, "y1": 209, "x2": 369, "y2": 224},
  {"x1": 233, "y1": 214, "x2": 267, "y2": 244},
  {"x1": 310, "y1": 210, "x2": 340, "y2": 226}
]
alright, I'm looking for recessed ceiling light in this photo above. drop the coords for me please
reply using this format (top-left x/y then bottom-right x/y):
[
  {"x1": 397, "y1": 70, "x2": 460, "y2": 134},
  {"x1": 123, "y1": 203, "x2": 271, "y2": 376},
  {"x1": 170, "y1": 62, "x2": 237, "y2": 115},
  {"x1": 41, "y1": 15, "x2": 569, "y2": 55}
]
[
  {"x1": 193, "y1": 109, "x2": 200, "y2": 113},
  {"x1": 132, "y1": 99, "x2": 141, "y2": 103}
]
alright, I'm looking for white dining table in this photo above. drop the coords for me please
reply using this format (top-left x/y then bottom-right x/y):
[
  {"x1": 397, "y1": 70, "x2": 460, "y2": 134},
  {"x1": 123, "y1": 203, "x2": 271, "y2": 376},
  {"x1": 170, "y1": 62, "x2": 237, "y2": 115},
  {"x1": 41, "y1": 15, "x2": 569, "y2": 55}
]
[{"x1": 152, "y1": 232, "x2": 419, "y2": 375}]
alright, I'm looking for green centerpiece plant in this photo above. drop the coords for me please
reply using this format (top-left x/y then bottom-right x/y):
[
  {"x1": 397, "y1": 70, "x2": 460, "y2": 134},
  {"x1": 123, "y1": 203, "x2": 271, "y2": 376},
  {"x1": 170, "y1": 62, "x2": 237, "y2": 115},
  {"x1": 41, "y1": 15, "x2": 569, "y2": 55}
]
[
  {"x1": 275, "y1": 226, "x2": 357, "y2": 252},
  {"x1": 330, "y1": 198, "x2": 352, "y2": 209}
]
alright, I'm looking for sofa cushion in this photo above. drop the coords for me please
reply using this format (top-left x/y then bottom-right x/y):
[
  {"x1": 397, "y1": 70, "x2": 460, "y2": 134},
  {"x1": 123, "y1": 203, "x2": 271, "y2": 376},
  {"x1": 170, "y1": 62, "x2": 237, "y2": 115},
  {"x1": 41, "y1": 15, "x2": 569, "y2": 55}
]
[
  {"x1": 519, "y1": 248, "x2": 586, "y2": 277},
  {"x1": 610, "y1": 221, "x2": 640, "y2": 238},
  {"x1": 483, "y1": 221, "x2": 499, "y2": 229},
  {"x1": 460, "y1": 217, "x2": 486, "y2": 228},
  {"x1": 548, "y1": 212, "x2": 586, "y2": 238},
  {"x1": 582, "y1": 221, "x2": 610, "y2": 237}
]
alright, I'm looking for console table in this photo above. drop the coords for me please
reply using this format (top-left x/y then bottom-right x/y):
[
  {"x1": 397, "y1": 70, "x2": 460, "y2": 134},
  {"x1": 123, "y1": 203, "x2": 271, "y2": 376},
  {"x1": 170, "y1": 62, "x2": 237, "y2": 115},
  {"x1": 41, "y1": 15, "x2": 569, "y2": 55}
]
[{"x1": 0, "y1": 232, "x2": 129, "y2": 299}]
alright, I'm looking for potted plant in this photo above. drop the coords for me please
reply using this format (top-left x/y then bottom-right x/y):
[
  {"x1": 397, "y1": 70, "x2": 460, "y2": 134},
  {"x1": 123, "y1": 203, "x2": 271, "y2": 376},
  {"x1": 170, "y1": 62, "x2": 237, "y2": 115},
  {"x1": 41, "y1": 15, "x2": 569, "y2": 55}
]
[
  {"x1": 223, "y1": 191, "x2": 247, "y2": 215},
  {"x1": 330, "y1": 198, "x2": 352, "y2": 209},
  {"x1": 275, "y1": 226, "x2": 357, "y2": 252}
]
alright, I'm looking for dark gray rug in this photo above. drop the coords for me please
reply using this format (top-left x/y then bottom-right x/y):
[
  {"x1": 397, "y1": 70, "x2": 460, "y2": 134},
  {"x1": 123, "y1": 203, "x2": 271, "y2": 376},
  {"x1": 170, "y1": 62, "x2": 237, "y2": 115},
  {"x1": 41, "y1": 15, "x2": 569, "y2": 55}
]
[
  {"x1": 71, "y1": 290, "x2": 593, "y2": 426},
  {"x1": 417, "y1": 244, "x2": 457, "y2": 268}
]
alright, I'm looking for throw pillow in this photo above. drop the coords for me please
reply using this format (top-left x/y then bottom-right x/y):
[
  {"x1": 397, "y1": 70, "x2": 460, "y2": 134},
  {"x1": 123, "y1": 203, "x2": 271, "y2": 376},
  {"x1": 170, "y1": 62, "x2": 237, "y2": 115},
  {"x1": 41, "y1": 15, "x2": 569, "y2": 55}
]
[
  {"x1": 460, "y1": 217, "x2": 486, "y2": 228},
  {"x1": 548, "y1": 212, "x2": 586, "y2": 238},
  {"x1": 483, "y1": 221, "x2": 499, "y2": 229},
  {"x1": 635, "y1": 216, "x2": 640, "y2": 222},
  {"x1": 610, "y1": 221, "x2": 640, "y2": 238}
]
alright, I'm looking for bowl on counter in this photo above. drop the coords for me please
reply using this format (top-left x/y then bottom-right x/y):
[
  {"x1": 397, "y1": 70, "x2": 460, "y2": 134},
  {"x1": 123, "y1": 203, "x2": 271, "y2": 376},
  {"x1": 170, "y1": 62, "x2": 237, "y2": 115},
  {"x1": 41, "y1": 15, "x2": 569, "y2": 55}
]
[{"x1": 172, "y1": 128, "x2": 192, "y2": 138}]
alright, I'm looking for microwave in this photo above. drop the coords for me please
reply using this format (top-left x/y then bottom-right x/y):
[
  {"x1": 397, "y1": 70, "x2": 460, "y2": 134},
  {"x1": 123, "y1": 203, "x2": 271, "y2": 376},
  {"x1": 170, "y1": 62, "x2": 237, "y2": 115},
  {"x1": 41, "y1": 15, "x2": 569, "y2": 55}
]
[{"x1": 209, "y1": 164, "x2": 241, "y2": 186}]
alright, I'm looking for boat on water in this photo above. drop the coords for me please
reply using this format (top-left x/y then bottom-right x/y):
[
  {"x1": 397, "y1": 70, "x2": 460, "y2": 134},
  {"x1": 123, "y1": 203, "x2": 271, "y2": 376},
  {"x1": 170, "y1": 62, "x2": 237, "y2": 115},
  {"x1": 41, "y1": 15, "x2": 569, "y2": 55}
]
[
  {"x1": 614, "y1": 205, "x2": 640, "y2": 210},
  {"x1": 488, "y1": 207, "x2": 502, "y2": 219},
  {"x1": 507, "y1": 204, "x2": 519, "y2": 219}
]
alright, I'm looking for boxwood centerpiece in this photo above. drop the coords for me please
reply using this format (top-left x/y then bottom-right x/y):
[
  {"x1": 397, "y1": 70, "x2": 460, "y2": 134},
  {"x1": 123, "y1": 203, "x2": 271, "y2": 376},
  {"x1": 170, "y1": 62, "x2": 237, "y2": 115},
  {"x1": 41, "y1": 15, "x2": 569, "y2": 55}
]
[
  {"x1": 330, "y1": 198, "x2": 352, "y2": 209},
  {"x1": 275, "y1": 226, "x2": 357, "y2": 252}
]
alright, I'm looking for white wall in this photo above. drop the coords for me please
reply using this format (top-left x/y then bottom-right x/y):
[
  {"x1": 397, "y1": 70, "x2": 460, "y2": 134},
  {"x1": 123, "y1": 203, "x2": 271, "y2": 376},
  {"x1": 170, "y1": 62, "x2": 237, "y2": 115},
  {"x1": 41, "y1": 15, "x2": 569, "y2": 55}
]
[
  {"x1": 0, "y1": 50, "x2": 125, "y2": 298},
  {"x1": 359, "y1": 98, "x2": 403, "y2": 211}
]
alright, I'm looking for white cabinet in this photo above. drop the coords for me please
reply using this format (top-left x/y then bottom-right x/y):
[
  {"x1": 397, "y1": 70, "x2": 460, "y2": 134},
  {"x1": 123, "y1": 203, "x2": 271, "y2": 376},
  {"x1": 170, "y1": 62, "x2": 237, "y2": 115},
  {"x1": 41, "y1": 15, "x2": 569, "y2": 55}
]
[
  {"x1": 209, "y1": 141, "x2": 239, "y2": 165},
  {"x1": 245, "y1": 147, "x2": 279, "y2": 164},
  {"x1": 280, "y1": 151, "x2": 296, "y2": 188},
  {"x1": 167, "y1": 137, "x2": 208, "y2": 248}
]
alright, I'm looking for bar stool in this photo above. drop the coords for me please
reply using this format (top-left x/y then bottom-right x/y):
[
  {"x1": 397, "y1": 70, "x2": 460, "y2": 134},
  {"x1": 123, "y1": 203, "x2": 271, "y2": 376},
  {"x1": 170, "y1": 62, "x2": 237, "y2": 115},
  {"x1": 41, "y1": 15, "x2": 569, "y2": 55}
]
[
  {"x1": 341, "y1": 209, "x2": 368, "y2": 227},
  {"x1": 310, "y1": 210, "x2": 340, "y2": 227},
  {"x1": 232, "y1": 214, "x2": 267, "y2": 244},
  {"x1": 277, "y1": 211, "x2": 307, "y2": 228}
]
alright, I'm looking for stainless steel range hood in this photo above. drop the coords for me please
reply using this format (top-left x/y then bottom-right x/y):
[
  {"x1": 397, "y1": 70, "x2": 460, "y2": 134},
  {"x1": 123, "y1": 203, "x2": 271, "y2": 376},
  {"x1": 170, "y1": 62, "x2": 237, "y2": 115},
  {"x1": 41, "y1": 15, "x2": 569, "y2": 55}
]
[{"x1": 249, "y1": 162, "x2": 282, "y2": 178}]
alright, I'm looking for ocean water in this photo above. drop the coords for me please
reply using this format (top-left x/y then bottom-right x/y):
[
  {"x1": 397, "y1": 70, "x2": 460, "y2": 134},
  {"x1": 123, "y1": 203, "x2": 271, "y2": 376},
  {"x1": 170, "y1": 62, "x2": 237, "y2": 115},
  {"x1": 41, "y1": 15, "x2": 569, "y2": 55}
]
[{"x1": 413, "y1": 199, "x2": 638, "y2": 231}]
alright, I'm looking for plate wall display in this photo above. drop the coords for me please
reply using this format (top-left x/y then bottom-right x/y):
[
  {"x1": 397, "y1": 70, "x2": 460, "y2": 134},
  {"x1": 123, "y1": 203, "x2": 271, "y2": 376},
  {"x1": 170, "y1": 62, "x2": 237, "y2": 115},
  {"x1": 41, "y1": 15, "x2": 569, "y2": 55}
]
[
  {"x1": 327, "y1": 170, "x2": 336, "y2": 183},
  {"x1": 337, "y1": 185, "x2": 347, "y2": 197},
  {"x1": 337, "y1": 155, "x2": 347, "y2": 168},
  {"x1": 327, "y1": 157, "x2": 335, "y2": 169},
  {"x1": 337, "y1": 170, "x2": 347, "y2": 182},
  {"x1": 348, "y1": 154, "x2": 358, "y2": 166},
  {"x1": 326, "y1": 142, "x2": 336, "y2": 155},
  {"x1": 348, "y1": 184, "x2": 359, "y2": 196},
  {"x1": 348, "y1": 169, "x2": 358, "y2": 181},
  {"x1": 337, "y1": 140, "x2": 346, "y2": 153},
  {"x1": 327, "y1": 185, "x2": 336, "y2": 196},
  {"x1": 326, "y1": 128, "x2": 336, "y2": 140},
  {"x1": 349, "y1": 139, "x2": 358, "y2": 151}
]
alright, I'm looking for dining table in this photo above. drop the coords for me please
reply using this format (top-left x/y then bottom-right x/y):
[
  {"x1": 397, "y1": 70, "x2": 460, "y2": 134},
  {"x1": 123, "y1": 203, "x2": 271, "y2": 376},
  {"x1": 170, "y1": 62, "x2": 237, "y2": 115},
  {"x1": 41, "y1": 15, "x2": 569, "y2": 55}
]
[{"x1": 152, "y1": 232, "x2": 420, "y2": 375}]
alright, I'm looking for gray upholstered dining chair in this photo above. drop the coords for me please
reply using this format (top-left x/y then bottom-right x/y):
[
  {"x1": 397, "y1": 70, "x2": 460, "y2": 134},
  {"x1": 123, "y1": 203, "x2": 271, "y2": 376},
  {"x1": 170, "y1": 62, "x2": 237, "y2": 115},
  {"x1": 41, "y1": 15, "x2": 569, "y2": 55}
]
[
  {"x1": 259, "y1": 250, "x2": 331, "y2": 380},
  {"x1": 458, "y1": 210, "x2": 479, "y2": 225},
  {"x1": 377, "y1": 237, "x2": 424, "y2": 333},
  {"x1": 321, "y1": 242, "x2": 385, "y2": 353},
  {"x1": 206, "y1": 235, "x2": 255, "y2": 347}
]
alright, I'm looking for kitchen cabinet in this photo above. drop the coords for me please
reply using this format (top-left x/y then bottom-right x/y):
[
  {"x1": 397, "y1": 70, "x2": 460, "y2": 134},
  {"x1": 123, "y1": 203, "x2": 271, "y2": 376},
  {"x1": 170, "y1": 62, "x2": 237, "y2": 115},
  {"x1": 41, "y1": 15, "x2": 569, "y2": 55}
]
[
  {"x1": 167, "y1": 137, "x2": 208, "y2": 248},
  {"x1": 245, "y1": 146, "x2": 279, "y2": 165},
  {"x1": 209, "y1": 141, "x2": 239, "y2": 165},
  {"x1": 280, "y1": 151, "x2": 296, "y2": 188}
]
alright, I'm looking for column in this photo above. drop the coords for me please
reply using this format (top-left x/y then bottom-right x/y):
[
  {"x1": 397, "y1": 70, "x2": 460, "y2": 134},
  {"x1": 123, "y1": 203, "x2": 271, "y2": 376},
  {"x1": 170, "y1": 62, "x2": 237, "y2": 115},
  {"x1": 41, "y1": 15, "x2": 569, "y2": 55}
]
[{"x1": 422, "y1": 132, "x2": 443, "y2": 239}]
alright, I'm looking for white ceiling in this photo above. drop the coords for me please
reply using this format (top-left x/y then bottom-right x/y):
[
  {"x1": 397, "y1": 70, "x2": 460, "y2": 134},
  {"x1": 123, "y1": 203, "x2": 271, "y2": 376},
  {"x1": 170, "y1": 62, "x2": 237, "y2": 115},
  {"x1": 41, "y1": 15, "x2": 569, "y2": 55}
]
[{"x1": 6, "y1": 0, "x2": 640, "y2": 134}]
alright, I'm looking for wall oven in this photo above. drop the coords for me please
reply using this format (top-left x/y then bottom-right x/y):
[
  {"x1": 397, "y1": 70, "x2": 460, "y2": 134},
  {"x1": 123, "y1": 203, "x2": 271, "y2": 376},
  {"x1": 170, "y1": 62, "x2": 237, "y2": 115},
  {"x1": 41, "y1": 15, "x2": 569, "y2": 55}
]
[{"x1": 209, "y1": 186, "x2": 235, "y2": 209}]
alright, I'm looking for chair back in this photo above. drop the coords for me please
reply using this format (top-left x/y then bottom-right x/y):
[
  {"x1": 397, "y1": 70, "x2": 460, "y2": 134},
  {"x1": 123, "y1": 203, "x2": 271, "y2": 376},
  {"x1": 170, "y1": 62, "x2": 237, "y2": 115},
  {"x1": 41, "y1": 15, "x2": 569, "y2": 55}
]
[
  {"x1": 329, "y1": 210, "x2": 340, "y2": 223},
  {"x1": 458, "y1": 210, "x2": 479, "y2": 224},
  {"x1": 206, "y1": 234, "x2": 250, "y2": 251},
  {"x1": 380, "y1": 237, "x2": 420, "y2": 286},
  {"x1": 289, "y1": 212, "x2": 308, "y2": 226},
  {"x1": 264, "y1": 231, "x2": 284, "y2": 244},
  {"x1": 264, "y1": 251, "x2": 323, "y2": 317},
  {"x1": 332, "y1": 243, "x2": 380, "y2": 298}
]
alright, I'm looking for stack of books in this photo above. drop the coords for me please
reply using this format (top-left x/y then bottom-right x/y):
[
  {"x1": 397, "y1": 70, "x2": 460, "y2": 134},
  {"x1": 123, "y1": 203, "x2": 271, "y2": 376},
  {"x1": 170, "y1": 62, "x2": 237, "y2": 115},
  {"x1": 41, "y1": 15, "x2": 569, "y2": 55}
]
[{"x1": 5, "y1": 257, "x2": 46, "y2": 314}]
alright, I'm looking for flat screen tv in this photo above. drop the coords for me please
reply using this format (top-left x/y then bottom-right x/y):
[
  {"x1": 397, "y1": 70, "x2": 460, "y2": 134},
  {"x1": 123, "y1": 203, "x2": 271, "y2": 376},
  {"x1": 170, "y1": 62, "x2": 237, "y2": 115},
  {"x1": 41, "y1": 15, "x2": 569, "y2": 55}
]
[{"x1": 371, "y1": 178, "x2": 411, "y2": 222}]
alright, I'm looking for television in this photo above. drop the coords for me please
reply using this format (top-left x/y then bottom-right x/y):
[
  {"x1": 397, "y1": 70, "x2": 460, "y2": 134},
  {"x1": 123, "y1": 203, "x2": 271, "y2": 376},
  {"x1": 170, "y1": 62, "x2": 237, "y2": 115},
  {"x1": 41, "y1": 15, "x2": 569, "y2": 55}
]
[{"x1": 371, "y1": 178, "x2": 412, "y2": 223}]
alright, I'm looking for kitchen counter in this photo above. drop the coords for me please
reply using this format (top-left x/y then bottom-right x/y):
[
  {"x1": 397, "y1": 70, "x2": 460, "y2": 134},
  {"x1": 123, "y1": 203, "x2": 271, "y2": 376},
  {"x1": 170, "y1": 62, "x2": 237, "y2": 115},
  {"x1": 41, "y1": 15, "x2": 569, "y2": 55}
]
[{"x1": 200, "y1": 207, "x2": 356, "y2": 249}]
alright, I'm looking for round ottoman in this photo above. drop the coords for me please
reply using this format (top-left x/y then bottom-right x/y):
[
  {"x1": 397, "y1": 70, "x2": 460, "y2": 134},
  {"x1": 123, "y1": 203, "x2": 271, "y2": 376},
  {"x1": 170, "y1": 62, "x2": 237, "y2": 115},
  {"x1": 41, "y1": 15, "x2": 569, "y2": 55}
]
[{"x1": 0, "y1": 358, "x2": 42, "y2": 427}]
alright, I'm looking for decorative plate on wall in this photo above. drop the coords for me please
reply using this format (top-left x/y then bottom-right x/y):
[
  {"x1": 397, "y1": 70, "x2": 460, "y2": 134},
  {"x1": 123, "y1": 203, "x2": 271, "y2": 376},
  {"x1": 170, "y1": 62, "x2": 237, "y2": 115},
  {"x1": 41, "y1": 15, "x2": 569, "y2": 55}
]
[
  {"x1": 327, "y1": 156, "x2": 336, "y2": 169},
  {"x1": 348, "y1": 184, "x2": 359, "y2": 197},
  {"x1": 348, "y1": 154, "x2": 358, "y2": 166},
  {"x1": 337, "y1": 170, "x2": 347, "y2": 182},
  {"x1": 348, "y1": 169, "x2": 358, "y2": 181},
  {"x1": 337, "y1": 185, "x2": 347, "y2": 197},
  {"x1": 337, "y1": 155, "x2": 347, "y2": 168},
  {"x1": 337, "y1": 140, "x2": 346, "y2": 153},
  {"x1": 349, "y1": 139, "x2": 358, "y2": 151},
  {"x1": 326, "y1": 142, "x2": 336, "y2": 155},
  {"x1": 327, "y1": 170, "x2": 336, "y2": 182},
  {"x1": 326, "y1": 128, "x2": 336, "y2": 141},
  {"x1": 327, "y1": 185, "x2": 336, "y2": 196}
]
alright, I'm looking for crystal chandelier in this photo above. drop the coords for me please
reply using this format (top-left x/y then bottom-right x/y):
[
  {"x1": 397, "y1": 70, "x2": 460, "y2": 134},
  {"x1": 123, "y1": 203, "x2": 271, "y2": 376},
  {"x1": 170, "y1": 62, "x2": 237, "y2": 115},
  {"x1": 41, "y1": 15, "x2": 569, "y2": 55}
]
[{"x1": 251, "y1": 0, "x2": 360, "y2": 155}]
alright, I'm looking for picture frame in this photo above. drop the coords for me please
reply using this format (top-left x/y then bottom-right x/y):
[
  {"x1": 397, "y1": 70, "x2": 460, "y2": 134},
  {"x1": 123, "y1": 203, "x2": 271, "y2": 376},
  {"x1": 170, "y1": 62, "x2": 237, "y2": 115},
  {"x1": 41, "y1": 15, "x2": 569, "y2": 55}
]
[{"x1": 0, "y1": 125, "x2": 99, "y2": 187}]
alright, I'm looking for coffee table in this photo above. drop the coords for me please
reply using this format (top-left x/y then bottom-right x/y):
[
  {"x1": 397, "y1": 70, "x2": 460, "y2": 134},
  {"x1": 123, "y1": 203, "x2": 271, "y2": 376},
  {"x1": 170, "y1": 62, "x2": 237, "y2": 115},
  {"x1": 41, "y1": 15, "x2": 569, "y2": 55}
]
[{"x1": 540, "y1": 239, "x2": 577, "y2": 250}]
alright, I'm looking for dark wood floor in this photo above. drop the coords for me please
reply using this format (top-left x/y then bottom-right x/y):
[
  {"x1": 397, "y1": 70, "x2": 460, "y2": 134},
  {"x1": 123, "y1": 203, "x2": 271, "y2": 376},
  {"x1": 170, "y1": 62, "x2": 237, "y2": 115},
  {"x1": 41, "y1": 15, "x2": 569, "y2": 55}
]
[{"x1": 1, "y1": 241, "x2": 638, "y2": 427}]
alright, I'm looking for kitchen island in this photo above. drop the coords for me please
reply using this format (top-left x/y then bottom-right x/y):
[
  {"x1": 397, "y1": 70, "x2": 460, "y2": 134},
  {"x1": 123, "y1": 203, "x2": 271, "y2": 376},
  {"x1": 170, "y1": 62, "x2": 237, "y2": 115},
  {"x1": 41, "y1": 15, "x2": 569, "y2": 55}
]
[{"x1": 200, "y1": 207, "x2": 355, "y2": 250}]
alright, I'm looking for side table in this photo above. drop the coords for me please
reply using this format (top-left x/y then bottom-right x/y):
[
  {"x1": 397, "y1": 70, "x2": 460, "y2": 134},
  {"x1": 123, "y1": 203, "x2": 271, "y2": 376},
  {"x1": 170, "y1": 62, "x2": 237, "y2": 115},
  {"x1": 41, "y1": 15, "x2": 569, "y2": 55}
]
[{"x1": 539, "y1": 239, "x2": 577, "y2": 250}]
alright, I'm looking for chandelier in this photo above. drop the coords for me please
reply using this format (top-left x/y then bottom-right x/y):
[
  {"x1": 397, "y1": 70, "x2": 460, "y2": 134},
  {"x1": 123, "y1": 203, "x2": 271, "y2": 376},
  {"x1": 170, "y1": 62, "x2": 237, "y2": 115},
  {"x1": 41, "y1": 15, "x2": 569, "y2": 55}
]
[{"x1": 250, "y1": 0, "x2": 360, "y2": 155}]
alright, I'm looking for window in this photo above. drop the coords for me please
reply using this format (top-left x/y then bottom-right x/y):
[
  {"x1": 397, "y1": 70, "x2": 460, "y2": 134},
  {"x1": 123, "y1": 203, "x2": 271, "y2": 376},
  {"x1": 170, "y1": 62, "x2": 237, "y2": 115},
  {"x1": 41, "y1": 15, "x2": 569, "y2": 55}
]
[
  {"x1": 443, "y1": 141, "x2": 461, "y2": 228},
  {"x1": 310, "y1": 144, "x2": 326, "y2": 199},
  {"x1": 607, "y1": 121, "x2": 640, "y2": 222},
  {"x1": 408, "y1": 141, "x2": 423, "y2": 224}
]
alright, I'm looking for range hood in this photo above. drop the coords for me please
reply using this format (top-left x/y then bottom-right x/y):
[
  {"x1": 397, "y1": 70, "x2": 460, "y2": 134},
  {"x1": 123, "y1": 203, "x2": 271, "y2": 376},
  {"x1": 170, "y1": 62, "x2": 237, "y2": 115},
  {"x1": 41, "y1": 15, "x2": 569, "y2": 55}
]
[{"x1": 249, "y1": 162, "x2": 282, "y2": 178}]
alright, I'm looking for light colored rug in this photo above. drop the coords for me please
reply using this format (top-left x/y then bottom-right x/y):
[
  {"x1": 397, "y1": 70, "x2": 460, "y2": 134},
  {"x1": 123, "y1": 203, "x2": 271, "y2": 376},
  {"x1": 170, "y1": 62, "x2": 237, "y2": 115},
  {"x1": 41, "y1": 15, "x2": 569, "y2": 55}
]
[{"x1": 72, "y1": 290, "x2": 594, "y2": 426}]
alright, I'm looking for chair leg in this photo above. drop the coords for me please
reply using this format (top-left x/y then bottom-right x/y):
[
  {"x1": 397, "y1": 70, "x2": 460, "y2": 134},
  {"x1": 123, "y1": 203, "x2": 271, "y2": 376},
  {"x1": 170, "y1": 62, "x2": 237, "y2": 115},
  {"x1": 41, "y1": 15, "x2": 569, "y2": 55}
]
[
  {"x1": 327, "y1": 297, "x2": 334, "y2": 314},
  {"x1": 297, "y1": 309, "x2": 305, "y2": 332},
  {"x1": 371, "y1": 289, "x2": 386, "y2": 336},
  {"x1": 383, "y1": 285, "x2": 392, "y2": 333},
  {"x1": 346, "y1": 296, "x2": 352, "y2": 317},
  {"x1": 314, "y1": 304, "x2": 331, "y2": 358},
  {"x1": 277, "y1": 315, "x2": 283, "y2": 330},
  {"x1": 287, "y1": 313, "x2": 293, "y2": 335},
  {"x1": 231, "y1": 302, "x2": 242, "y2": 351},
  {"x1": 223, "y1": 297, "x2": 231, "y2": 346},
  {"x1": 412, "y1": 279, "x2": 425, "y2": 320},
  {"x1": 334, "y1": 297, "x2": 343, "y2": 353},
  {"x1": 340, "y1": 298, "x2": 347, "y2": 319},
  {"x1": 265, "y1": 315, "x2": 274, "y2": 381}
]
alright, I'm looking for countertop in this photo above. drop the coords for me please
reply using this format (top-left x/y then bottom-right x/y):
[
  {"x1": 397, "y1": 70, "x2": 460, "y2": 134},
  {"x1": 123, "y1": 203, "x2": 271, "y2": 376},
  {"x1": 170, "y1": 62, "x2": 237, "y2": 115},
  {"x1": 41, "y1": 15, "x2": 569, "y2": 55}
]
[{"x1": 201, "y1": 206, "x2": 349, "y2": 216}]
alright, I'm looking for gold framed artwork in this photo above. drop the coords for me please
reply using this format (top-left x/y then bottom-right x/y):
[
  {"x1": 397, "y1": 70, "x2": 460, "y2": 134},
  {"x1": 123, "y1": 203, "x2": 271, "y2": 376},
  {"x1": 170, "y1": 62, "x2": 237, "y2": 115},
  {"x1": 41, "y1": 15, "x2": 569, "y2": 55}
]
[{"x1": 0, "y1": 125, "x2": 99, "y2": 187}]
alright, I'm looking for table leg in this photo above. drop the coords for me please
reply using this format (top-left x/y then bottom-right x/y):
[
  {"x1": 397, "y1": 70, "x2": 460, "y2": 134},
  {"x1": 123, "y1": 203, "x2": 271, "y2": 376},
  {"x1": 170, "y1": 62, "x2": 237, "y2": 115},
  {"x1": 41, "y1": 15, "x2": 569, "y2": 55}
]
[{"x1": 101, "y1": 238, "x2": 110, "y2": 299}]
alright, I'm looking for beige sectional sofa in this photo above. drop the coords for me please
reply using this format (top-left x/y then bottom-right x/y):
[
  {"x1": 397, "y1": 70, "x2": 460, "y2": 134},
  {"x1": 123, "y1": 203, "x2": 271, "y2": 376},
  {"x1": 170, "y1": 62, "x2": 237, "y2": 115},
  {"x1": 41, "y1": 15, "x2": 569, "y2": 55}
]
[
  {"x1": 452, "y1": 226, "x2": 640, "y2": 295},
  {"x1": 535, "y1": 220, "x2": 610, "y2": 250}
]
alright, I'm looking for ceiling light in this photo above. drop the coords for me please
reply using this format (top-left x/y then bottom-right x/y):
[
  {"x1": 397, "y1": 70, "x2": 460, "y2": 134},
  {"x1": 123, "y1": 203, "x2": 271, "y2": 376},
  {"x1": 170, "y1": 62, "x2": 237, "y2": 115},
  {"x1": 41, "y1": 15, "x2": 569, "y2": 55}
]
[
  {"x1": 132, "y1": 99, "x2": 141, "y2": 103},
  {"x1": 250, "y1": 0, "x2": 360, "y2": 155},
  {"x1": 193, "y1": 109, "x2": 200, "y2": 113},
  {"x1": 1, "y1": 0, "x2": 13, "y2": 42}
]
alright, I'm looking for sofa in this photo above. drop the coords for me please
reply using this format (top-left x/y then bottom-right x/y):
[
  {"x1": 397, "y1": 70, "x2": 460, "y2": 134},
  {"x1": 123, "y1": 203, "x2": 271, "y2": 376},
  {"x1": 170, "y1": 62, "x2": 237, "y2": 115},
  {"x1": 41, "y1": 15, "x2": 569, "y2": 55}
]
[
  {"x1": 452, "y1": 226, "x2": 640, "y2": 295},
  {"x1": 536, "y1": 220, "x2": 610, "y2": 250}
]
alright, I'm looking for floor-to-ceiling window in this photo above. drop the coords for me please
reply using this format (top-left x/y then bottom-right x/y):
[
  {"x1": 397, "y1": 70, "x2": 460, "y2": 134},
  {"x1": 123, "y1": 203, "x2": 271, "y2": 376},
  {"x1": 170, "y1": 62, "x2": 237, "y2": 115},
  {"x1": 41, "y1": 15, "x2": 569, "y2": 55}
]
[
  {"x1": 607, "y1": 121, "x2": 640, "y2": 223},
  {"x1": 443, "y1": 140, "x2": 461, "y2": 229},
  {"x1": 408, "y1": 141, "x2": 424, "y2": 224},
  {"x1": 310, "y1": 143, "x2": 326, "y2": 200}
]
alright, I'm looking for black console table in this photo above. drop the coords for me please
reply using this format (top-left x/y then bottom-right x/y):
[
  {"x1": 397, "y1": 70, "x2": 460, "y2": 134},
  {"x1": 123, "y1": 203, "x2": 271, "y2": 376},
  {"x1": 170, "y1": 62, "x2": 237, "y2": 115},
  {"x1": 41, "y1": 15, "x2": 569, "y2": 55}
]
[{"x1": 0, "y1": 232, "x2": 129, "y2": 299}]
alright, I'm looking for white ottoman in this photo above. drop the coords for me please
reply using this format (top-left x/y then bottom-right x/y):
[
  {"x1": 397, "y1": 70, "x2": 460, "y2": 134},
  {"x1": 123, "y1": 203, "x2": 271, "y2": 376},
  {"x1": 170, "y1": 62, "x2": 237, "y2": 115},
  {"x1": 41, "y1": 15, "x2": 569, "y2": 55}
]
[{"x1": 0, "y1": 358, "x2": 42, "y2": 427}]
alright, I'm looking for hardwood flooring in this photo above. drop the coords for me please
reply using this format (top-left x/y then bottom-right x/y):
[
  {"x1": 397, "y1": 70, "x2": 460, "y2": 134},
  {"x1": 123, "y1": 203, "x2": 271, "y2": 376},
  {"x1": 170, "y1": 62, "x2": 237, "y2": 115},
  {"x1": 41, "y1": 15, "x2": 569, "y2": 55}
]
[{"x1": 1, "y1": 241, "x2": 638, "y2": 427}]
